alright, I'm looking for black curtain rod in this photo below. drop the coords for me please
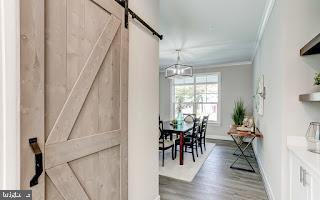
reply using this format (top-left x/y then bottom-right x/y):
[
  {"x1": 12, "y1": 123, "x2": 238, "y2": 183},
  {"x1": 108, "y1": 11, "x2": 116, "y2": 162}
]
[{"x1": 115, "y1": 0, "x2": 163, "y2": 40}]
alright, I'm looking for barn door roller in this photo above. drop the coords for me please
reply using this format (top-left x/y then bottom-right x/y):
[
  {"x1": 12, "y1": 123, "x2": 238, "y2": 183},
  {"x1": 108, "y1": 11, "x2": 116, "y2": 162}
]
[{"x1": 115, "y1": 0, "x2": 163, "y2": 40}]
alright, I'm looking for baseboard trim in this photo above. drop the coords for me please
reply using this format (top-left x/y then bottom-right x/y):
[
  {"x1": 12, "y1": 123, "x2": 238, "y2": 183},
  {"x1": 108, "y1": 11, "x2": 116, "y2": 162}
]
[
  {"x1": 154, "y1": 195, "x2": 160, "y2": 200},
  {"x1": 206, "y1": 135, "x2": 232, "y2": 141},
  {"x1": 252, "y1": 144, "x2": 275, "y2": 200}
]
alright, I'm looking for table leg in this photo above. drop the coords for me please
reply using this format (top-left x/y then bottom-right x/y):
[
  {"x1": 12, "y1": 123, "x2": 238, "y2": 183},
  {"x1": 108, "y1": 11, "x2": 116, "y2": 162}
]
[
  {"x1": 233, "y1": 137, "x2": 255, "y2": 158},
  {"x1": 230, "y1": 135, "x2": 255, "y2": 173},
  {"x1": 179, "y1": 132, "x2": 184, "y2": 165}
]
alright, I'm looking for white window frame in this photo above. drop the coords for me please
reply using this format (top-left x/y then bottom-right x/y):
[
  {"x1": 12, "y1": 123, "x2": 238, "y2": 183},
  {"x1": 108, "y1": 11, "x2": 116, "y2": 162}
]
[{"x1": 170, "y1": 72, "x2": 221, "y2": 125}]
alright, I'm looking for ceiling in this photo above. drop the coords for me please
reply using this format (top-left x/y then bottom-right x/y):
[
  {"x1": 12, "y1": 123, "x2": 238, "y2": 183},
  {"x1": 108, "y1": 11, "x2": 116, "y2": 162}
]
[{"x1": 160, "y1": 0, "x2": 268, "y2": 68}]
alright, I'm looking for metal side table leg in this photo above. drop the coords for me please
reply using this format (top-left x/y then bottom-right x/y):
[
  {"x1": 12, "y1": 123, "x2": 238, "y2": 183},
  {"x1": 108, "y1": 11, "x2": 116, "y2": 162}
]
[{"x1": 230, "y1": 135, "x2": 255, "y2": 173}]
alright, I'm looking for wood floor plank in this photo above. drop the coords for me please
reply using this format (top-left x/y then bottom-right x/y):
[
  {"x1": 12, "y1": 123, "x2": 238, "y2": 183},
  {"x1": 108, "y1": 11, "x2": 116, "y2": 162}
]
[{"x1": 159, "y1": 139, "x2": 268, "y2": 200}]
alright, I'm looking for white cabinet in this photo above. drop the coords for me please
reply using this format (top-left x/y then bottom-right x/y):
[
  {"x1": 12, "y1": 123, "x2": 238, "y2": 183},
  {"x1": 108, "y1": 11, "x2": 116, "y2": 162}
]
[
  {"x1": 310, "y1": 175, "x2": 320, "y2": 200},
  {"x1": 289, "y1": 152, "x2": 320, "y2": 200}
]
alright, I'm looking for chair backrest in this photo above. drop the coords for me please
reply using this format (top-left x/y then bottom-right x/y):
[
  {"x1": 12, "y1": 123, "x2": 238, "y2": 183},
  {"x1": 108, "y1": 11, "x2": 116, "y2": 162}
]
[
  {"x1": 184, "y1": 114, "x2": 196, "y2": 123},
  {"x1": 191, "y1": 118, "x2": 201, "y2": 140},
  {"x1": 159, "y1": 120, "x2": 164, "y2": 140},
  {"x1": 200, "y1": 116, "x2": 209, "y2": 138}
]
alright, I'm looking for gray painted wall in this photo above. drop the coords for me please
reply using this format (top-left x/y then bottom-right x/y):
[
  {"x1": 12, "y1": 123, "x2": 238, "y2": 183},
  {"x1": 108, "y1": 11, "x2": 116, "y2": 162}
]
[
  {"x1": 253, "y1": 0, "x2": 320, "y2": 199},
  {"x1": 159, "y1": 73, "x2": 171, "y2": 121},
  {"x1": 159, "y1": 63, "x2": 253, "y2": 139}
]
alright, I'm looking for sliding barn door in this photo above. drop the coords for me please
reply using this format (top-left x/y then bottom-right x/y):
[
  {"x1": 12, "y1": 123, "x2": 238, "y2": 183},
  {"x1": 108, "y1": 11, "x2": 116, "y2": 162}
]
[{"x1": 20, "y1": 0, "x2": 128, "y2": 199}]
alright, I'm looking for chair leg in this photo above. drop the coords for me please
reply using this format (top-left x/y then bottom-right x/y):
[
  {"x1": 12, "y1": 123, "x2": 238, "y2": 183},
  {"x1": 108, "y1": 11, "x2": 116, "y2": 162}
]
[
  {"x1": 191, "y1": 146, "x2": 195, "y2": 162},
  {"x1": 200, "y1": 139, "x2": 203, "y2": 154},
  {"x1": 175, "y1": 145, "x2": 177, "y2": 159},
  {"x1": 171, "y1": 146, "x2": 175, "y2": 160},
  {"x1": 162, "y1": 150, "x2": 165, "y2": 167},
  {"x1": 195, "y1": 142, "x2": 198, "y2": 157}
]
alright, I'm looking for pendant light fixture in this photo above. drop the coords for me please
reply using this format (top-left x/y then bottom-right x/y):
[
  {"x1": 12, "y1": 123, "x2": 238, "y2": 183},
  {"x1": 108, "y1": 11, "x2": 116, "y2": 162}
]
[{"x1": 165, "y1": 50, "x2": 193, "y2": 79}]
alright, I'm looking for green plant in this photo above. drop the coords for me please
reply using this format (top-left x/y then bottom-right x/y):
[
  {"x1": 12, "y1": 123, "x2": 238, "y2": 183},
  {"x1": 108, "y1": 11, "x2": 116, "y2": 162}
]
[
  {"x1": 232, "y1": 99, "x2": 246, "y2": 126},
  {"x1": 314, "y1": 73, "x2": 320, "y2": 85}
]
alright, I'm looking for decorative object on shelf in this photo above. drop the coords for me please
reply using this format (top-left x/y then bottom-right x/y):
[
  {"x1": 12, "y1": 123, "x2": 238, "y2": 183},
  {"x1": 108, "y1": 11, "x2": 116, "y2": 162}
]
[
  {"x1": 306, "y1": 122, "x2": 320, "y2": 154},
  {"x1": 165, "y1": 50, "x2": 193, "y2": 79},
  {"x1": 232, "y1": 99, "x2": 246, "y2": 126},
  {"x1": 313, "y1": 73, "x2": 320, "y2": 92},
  {"x1": 255, "y1": 75, "x2": 265, "y2": 116},
  {"x1": 314, "y1": 73, "x2": 320, "y2": 85}
]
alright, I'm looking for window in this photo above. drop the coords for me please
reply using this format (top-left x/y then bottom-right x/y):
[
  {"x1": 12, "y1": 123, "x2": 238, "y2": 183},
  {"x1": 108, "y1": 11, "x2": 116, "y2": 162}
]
[{"x1": 171, "y1": 73, "x2": 220, "y2": 123}]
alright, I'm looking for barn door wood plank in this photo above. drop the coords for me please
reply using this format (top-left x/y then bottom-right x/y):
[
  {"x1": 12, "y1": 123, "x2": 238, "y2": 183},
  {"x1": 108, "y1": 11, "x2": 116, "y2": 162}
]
[
  {"x1": 90, "y1": 0, "x2": 122, "y2": 20},
  {"x1": 46, "y1": 16, "x2": 121, "y2": 145},
  {"x1": 20, "y1": 0, "x2": 45, "y2": 198},
  {"x1": 120, "y1": 14, "x2": 129, "y2": 200},
  {"x1": 46, "y1": 164, "x2": 90, "y2": 200},
  {"x1": 45, "y1": 131, "x2": 121, "y2": 169}
]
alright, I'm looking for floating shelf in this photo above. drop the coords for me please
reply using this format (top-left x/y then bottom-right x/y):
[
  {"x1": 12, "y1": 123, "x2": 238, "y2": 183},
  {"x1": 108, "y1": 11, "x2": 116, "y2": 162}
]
[
  {"x1": 300, "y1": 33, "x2": 320, "y2": 56},
  {"x1": 299, "y1": 92, "x2": 320, "y2": 102}
]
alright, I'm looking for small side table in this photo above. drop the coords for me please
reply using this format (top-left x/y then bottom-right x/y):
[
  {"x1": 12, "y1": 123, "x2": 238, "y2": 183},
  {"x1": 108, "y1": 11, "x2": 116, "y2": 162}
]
[{"x1": 227, "y1": 127, "x2": 263, "y2": 173}]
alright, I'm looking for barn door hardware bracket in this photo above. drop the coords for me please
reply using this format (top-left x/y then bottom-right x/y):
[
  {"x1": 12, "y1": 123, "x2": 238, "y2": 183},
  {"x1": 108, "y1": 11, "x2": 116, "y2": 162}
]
[
  {"x1": 29, "y1": 138, "x2": 43, "y2": 187},
  {"x1": 115, "y1": 0, "x2": 163, "y2": 40}
]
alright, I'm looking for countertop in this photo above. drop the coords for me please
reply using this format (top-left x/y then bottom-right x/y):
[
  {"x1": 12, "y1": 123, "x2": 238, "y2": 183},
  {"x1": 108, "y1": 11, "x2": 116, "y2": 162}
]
[{"x1": 287, "y1": 136, "x2": 320, "y2": 178}]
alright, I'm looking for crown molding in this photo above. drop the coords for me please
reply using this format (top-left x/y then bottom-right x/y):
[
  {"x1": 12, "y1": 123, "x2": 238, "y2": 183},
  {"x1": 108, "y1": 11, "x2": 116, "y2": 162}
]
[
  {"x1": 193, "y1": 61, "x2": 252, "y2": 70},
  {"x1": 251, "y1": 0, "x2": 277, "y2": 62},
  {"x1": 159, "y1": 61, "x2": 252, "y2": 73}
]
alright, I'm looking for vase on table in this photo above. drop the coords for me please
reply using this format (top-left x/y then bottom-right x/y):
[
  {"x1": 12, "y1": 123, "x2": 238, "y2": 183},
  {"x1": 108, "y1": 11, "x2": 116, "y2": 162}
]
[{"x1": 177, "y1": 112, "x2": 183, "y2": 125}]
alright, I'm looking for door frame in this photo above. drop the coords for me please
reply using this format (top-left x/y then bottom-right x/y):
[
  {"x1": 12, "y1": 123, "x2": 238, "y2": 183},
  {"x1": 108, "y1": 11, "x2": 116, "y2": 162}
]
[{"x1": 0, "y1": 0, "x2": 20, "y2": 190}]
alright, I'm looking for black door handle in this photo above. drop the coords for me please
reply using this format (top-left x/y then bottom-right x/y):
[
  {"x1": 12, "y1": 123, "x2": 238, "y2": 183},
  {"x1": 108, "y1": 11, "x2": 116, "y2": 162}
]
[{"x1": 29, "y1": 138, "x2": 43, "y2": 187}]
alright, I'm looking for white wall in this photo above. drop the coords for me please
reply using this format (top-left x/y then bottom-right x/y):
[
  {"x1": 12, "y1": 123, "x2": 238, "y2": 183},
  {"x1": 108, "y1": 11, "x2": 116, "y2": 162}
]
[
  {"x1": 159, "y1": 63, "x2": 253, "y2": 140},
  {"x1": 253, "y1": 0, "x2": 320, "y2": 199},
  {"x1": 0, "y1": 0, "x2": 20, "y2": 190},
  {"x1": 128, "y1": 0, "x2": 160, "y2": 200}
]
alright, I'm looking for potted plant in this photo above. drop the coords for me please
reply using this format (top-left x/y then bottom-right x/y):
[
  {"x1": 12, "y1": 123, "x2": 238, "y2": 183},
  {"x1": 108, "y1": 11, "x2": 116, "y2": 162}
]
[
  {"x1": 232, "y1": 99, "x2": 246, "y2": 126},
  {"x1": 314, "y1": 73, "x2": 320, "y2": 91}
]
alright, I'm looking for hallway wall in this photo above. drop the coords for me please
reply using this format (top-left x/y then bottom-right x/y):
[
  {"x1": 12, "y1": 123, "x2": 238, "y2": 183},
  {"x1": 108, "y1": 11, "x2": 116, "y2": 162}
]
[{"x1": 253, "y1": 0, "x2": 320, "y2": 199}]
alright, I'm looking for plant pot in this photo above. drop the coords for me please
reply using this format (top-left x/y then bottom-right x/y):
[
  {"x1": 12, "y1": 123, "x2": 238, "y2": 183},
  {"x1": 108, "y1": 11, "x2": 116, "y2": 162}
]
[{"x1": 312, "y1": 85, "x2": 320, "y2": 92}]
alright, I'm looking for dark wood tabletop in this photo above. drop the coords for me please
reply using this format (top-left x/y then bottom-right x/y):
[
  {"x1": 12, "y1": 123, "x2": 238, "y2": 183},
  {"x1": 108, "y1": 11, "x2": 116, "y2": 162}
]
[
  {"x1": 162, "y1": 121, "x2": 193, "y2": 133},
  {"x1": 162, "y1": 121, "x2": 194, "y2": 165}
]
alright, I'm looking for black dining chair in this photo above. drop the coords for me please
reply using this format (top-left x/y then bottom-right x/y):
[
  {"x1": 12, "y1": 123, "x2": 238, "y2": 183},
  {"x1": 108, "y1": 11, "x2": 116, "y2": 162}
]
[
  {"x1": 183, "y1": 114, "x2": 196, "y2": 123},
  {"x1": 198, "y1": 115, "x2": 209, "y2": 154},
  {"x1": 183, "y1": 114, "x2": 196, "y2": 136},
  {"x1": 159, "y1": 121, "x2": 175, "y2": 167},
  {"x1": 174, "y1": 118, "x2": 200, "y2": 162}
]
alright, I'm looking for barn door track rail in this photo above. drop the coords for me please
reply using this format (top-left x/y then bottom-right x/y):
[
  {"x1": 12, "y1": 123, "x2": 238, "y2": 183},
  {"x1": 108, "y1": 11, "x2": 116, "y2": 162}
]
[{"x1": 115, "y1": 0, "x2": 163, "y2": 40}]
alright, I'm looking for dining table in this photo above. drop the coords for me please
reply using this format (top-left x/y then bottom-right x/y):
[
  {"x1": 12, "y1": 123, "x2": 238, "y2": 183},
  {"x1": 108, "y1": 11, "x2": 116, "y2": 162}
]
[{"x1": 162, "y1": 121, "x2": 194, "y2": 165}]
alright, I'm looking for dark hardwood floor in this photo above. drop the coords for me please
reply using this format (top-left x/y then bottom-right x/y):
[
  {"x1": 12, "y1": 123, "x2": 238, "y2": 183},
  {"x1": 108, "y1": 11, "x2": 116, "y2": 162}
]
[{"x1": 159, "y1": 139, "x2": 268, "y2": 200}]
